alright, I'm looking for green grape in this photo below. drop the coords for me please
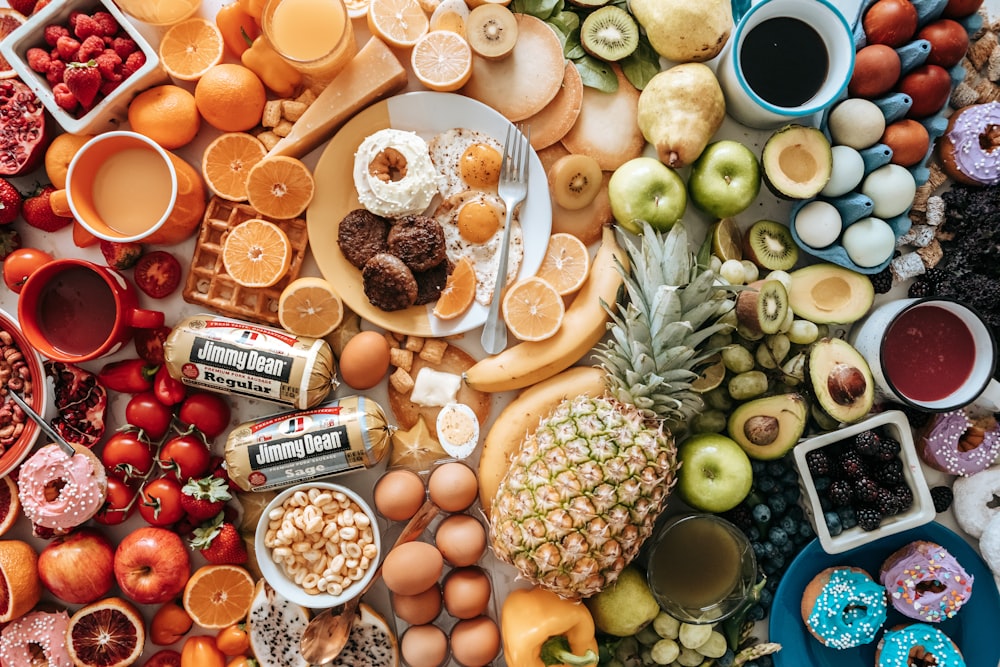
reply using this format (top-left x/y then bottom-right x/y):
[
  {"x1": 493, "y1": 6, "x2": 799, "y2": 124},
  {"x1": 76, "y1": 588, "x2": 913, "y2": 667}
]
[
  {"x1": 677, "y1": 646, "x2": 706, "y2": 667},
  {"x1": 637, "y1": 624, "x2": 662, "y2": 646},
  {"x1": 697, "y1": 632, "x2": 728, "y2": 659},
  {"x1": 727, "y1": 370, "x2": 768, "y2": 400},
  {"x1": 650, "y1": 639, "x2": 680, "y2": 665},
  {"x1": 691, "y1": 409, "x2": 728, "y2": 434},
  {"x1": 787, "y1": 319, "x2": 819, "y2": 344},
  {"x1": 678, "y1": 623, "x2": 712, "y2": 650},
  {"x1": 652, "y1": 612, "x2": 681, "y2": 640},
  {"x1": 721, "y1": 345, "x2": 754, "y2": 374}
]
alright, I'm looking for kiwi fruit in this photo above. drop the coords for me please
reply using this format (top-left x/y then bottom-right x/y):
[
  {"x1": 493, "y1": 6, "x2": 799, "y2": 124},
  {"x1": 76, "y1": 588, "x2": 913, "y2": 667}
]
[
  {"x1": 735, "y1": 279, "x2": 789, "y2": 336},
  {"x1": 547, "y1": 154, "x2": 603, "y2": 210},
  {"x1": 580, "y1": 6, "x2": 638, "y2": 62},
  {"x1": 743, "y1": 220, "x2": 798, "y2": 271},
  {"x1": 466, "y1": 4, "x2": 518, "y2": 61}
]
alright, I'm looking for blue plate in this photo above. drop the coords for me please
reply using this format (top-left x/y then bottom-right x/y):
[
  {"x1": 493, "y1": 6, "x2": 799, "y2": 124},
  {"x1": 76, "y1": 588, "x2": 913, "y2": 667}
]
[{"x1": 772, "y1": 522, "x2": 1000, "y2": 666}]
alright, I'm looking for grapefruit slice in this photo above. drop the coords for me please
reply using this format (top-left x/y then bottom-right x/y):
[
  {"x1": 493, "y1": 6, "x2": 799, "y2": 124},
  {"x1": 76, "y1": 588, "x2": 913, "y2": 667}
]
[
  {"x1": 67, "y1": 597, "x2": 145, "y2": 667},
  {"x1": 0, "y1": 475, "x2": 20, "y2": 536}
]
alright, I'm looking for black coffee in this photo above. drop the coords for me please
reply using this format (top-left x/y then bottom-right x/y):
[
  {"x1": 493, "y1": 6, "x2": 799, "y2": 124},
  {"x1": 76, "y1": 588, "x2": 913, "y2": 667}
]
[{"x1": 740, "y1": 17, "x2": 829, "y2": 108}]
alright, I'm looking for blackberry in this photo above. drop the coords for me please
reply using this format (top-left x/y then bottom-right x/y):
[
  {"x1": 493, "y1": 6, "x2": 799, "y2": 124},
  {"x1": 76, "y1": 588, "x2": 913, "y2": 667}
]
[
  {"x1": 908, "y1": 278, "x2": 934, "y2": 298},
  {"x1": 837, "y1": 450, "x2": 868, "y2": 479},
  {"x1": 931, "y1": 485, "x2": 954, "y2": 513},
  {"x1": 869, "y1": 267, "x2": 894, "y2": 294},
  {"x1": 854, "y1": 476, "x2": 880, "y2": 504},
  {"x1": 853, "y1": 430, "x2": 881, "y2": 457},
  {"x1": 875, "y1": 459, "x2": 905, "y2": 486},
  {"x1": 894, "y1": 485, "x2": 914, "y2": 512},
  {"x1": 877, "y1": 437, "x2": 902, "y2": 461},
  {"x1": 857, "y1": 506, "x2": 883, "y2": 531},
  {"x1": 806, "y1": 449, "x2": 832, "y2": 477},
  {"x1": 876, "y1": 486, "x2": 900, "y2": 516},
  {"x1": 828, "y1": 479, "x2": 853, "y2": 507},
  {"x1": 923, "y1": 267, "x2": 948, "y2": 291}
]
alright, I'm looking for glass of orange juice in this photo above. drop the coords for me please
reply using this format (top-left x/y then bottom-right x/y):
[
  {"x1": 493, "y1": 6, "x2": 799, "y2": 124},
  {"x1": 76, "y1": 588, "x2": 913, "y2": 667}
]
[
  {"x1": 261, "y1": 0, "x2": 358, "y2": 86},
  {"x1": 114, "y1": 0, "x2": 201, "y2": 26}
]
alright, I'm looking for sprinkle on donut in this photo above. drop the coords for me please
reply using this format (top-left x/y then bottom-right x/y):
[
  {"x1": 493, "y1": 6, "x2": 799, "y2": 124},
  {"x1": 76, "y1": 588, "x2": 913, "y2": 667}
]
[
  {"x1": 802, "y1": 566, "x2": 888, "y2": 649},
  {"x1": 0, "y1": 610, "x2": 73, "y2": 667},
  {"x1": 880, "y1": 541, "x2": 974, "y2": 623},
  {"x1": 876, "y1": 624, "x2": 966, "y2": 667},
  {"x1": 919, "y1": 409, "x2": 1000, "y2": 476},
  {"x1": 16, "y1": 443, "x2": 107, "y2": 533}
]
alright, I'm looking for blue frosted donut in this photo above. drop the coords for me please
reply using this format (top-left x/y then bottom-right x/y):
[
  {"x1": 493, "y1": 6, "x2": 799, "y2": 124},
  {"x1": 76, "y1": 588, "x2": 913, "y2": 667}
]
[
  {"x1": 876, "y1": 624, "x2": 966, "y2": 667},
  {"x1": 801, "y1": 566, "x2": 888, "y2": 649}
]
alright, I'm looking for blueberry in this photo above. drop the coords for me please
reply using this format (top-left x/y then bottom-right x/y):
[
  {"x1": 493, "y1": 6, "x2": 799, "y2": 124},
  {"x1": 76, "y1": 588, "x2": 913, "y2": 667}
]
[
  {"x1": 783, "y1": 487, "x2": 801, "y2": 504},
  {"x1": 780, "y1": 515, "x2": 797, "y2": 534},
  {"x1": 768, "y1": 495, "x2": 788, "y2": 515},
  {"x1": 766, "y1": 575, "x2": 780, "y2": 592},
  {"x1": 782, "y1": 468, "x2": 800, "y2": 486},
  {"x1": 757, "y1": 475, "x2": 778, "y2": 493},
  {"x1": 747, "y1": 525, "x2": 761, "y2": 541},
  {"x1": 751, "y1": 460, "x2": 767, "y2": 477},
  {"x1": 748, "y1": 604, "x2": 766, "y2": 621},
  {"x1": 768, "y1": 526, "x2": 789, "y2": 547},
  {"x1": 752, "y1": 541, "x2": 767, "y2": 559},
  {"x1": 762, "y1": 541, "x2": 778, "y2": 559},
  {"x1": 718, "y1": 649, "x2": 736, "y2": 667},
  {"x1": 813, "y1": 475, "x2": 832, "y2": 492},
  {"x1": 780, "y1": 539, "x2": 796, "y2": 556},
  {"x1": 820, "y1": 496, "x2": 833, "y2": 512},
  {"x1": 798, "y1": 522, "x2": 815, "y2": 539},
  {"x1": 762, "y1": 558, "x2": 781, "y2": 575},
  {"x1": 752, "y1": 503, "x2": 772, "y2": 525},
  {"x1": 766, "y1": 460, "x2": 787, "y2": 477},
  {"x1": 824, "y1": 511, "x2": 843, "y2": 536},
  {"x1": 838, "y1": 506, "x2": 858, "y2": 529}
]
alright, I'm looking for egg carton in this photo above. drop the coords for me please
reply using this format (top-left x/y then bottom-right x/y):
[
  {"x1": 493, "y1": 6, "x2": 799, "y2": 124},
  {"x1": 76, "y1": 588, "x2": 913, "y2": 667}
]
[{"x1": 789, "y1": 0, "x2": 984, "y2": 275}]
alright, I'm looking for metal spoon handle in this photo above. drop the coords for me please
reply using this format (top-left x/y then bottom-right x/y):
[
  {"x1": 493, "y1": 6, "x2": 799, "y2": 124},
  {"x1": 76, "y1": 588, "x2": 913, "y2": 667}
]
[{"x1": 6, "y1": 388, "x2": 75, "y2": 458}]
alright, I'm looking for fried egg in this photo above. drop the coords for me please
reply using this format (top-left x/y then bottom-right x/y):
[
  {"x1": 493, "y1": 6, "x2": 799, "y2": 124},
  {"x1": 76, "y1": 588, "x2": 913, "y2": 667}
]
[
  {"x1": 434, "y1": 191, "x2": 523, "y2": 306},
  {"x1": 428, "y1": 128, "x2": 504, "y2": 200}
]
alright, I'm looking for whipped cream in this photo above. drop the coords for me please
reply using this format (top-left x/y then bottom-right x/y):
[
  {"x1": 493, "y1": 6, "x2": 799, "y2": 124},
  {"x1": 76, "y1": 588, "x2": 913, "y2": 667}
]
[{"x1": 353, "y1": 129, "x2": 439, "y2": 217}]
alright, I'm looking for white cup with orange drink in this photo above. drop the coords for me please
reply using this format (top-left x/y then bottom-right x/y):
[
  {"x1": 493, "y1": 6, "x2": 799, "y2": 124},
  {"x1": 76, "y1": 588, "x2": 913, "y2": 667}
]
[
  {"x1": 113, "y1": 0, "x2": 201, "y2": 26},
  {"x1": 261, "y1": 0, "x2": 358, "y2": 85}
]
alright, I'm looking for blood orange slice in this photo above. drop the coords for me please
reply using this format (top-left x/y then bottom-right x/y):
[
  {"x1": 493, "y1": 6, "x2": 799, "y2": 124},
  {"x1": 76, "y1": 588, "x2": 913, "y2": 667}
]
[
  {"x1": 0, "y1": 9, "x2": 27, "y2": 80},
  {"x1": 67, "y1": 597, "x2": 145, "y2": 667},
  {"x1": 0, "y1": 475, "x2": 20, "y2": 536}
]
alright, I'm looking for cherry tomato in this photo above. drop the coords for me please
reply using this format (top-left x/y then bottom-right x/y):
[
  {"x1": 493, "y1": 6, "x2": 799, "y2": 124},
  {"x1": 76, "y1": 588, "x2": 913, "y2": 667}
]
[
  {"x1": 101, "y1": 431, "x2": 154, "y2": 481},
  {"x1": 215, "y1": 622, "x2": 250, "y2": 656},
  {"x1": 125, "y1": 391, "x2": 174, "y2": 441},
  {"x1": 179, "y1": 393, "x2": 232, "y2": 439},
  {"x1": 139, "y1": 476, "x2": 186, "y2": 526},
  {"x1": 134, "y1": 325, "x2": 172, "y2": 365},
  {"x1": 93, "y1": 477, "x2": 137, "y2": 526},
  {"x1": 151, "y1": 600, "x2": 194, "y2": 646},
  {"x1": 3, "y1": 248, "x2": 54, "y2": 293},
  {"x1": 155, "y1": 365, "x2": 187, "y2": 406},
  {"x1": 226, "y1": 657, "x2": 257, "y2": 667},
  {"x1": 134, "y1": 250, "x2": 182, "y2": 298},
  {"x1": 158, "y1": 433, "x2": 211, "y2": 481},
  {"x1": 144, "y1": 649, "x2": 182, "y2": 667},
  {"x1": 181, "y1": 636, "x2": 226, "y2": 667}
]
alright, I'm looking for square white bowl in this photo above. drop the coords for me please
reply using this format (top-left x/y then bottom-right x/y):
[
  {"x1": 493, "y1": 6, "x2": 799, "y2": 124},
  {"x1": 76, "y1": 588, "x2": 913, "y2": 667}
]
[
  {"x1": 793, "y1": 410, "x2": 936, "y2": 555},
  {"x1": 0, "y1": 0, "x2": 168, "y2": 135}
]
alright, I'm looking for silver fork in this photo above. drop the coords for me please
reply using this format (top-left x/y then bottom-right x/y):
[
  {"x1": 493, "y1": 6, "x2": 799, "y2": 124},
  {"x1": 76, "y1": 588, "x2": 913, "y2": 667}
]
[{"x1": 481, "y1": 123, "x2": 529, "y2": 355}]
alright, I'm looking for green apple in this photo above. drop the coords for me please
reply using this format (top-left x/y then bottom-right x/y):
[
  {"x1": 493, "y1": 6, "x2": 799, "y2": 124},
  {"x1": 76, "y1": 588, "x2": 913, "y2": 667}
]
[
  {"x1": 608, "y1": 157, "x2": 686, "y2": 235},
  {"x1": 677, "y1": 432, "x2": 753, "y2": 513},
  {"x1": 688, "y1": 140, "x2": 761, "y2": 218}
]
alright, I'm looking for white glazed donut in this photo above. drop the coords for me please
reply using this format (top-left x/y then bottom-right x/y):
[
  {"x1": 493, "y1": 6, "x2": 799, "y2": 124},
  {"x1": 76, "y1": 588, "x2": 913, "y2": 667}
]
[
  {"x1": 979, "y1": 513, "x2": 1000, "y2": 586},
  {"x1": 952, "y1": 464, "x2": 1000, "y2": 538}
]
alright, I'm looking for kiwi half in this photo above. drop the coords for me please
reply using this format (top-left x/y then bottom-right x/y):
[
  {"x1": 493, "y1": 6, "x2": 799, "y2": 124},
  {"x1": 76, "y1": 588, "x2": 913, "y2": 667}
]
[
  {"x1": 466, "y1": 4, "x2": 518, "y2": 61},
  {"x1": 736, "y1": 279, "x2": 789, "y2": 336},
  {"x1": 743, "y1": 220, "x2": 798, "y2": 271},
  {"x1": 547, "y1": 154, "x2": 603, "y2": 210},
  {"x1": 580, "y1": 6, "x2": 638, "y2": 62}
]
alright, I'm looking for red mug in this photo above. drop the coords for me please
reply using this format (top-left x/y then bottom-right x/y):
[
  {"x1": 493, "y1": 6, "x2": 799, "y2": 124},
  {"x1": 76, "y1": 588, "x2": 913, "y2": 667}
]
[{"x1": 17, "y1": 259, "x2": 164, "y2": 363}]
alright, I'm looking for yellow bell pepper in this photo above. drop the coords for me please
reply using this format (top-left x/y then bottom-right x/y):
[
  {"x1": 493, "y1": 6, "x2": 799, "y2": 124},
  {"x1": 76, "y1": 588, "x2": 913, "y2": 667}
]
[
  {"x1": 216, "y1": 3, "x2": 261, "y2": 58},
  {"x1": 240, "y1": 32, "x2": 303, "y2": 98},
  {"x1": 501, "y1": 587, "x2": 599, "y2": 667},
  {"x1": 238, "y1": 0, "x2": 266, "y2": 20}
]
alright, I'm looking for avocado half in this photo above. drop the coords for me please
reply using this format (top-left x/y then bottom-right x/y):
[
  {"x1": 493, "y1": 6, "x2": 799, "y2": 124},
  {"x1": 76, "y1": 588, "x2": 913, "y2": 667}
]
[
  {"x1": 761, "y1": 125, "x2": 833, "y2": 199},
  {"x1": 807, "y1": 338, "x2": 875, "y2": 425},
  {"x1": 727, "y1": 393, "x2": 808, "y2": 460},
  {"x1": 787, "y1": 263, "x2": 875, "y2": 324}
]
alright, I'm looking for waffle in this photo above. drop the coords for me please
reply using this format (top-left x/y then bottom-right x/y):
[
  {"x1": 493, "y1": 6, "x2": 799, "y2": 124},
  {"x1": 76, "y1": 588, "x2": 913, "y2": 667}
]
[{"x1": 182, "y1": 197, "x2": 308, "y2": 325}]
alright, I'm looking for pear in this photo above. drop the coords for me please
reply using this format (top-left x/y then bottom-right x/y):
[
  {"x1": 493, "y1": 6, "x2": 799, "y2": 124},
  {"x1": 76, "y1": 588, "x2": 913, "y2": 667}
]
[
  {"x1": 637, "y1": 63, "x2": 726, "y2": 169},
  {"x1": 630, "y1": 0, "x2": 733, "y2": 63},
  {"x1": 583, "y1": 565, "x2": 660, "y2": 637}
]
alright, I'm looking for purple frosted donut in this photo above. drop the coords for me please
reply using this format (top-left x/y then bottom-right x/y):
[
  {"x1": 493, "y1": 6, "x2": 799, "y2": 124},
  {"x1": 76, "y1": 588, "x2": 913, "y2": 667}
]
[
  {"x1": 879, "y1": 541, "x2": 974, "y2": 623},
  {"x1": 918, "y1": 410, "x2": 1000, "y2": 477}
]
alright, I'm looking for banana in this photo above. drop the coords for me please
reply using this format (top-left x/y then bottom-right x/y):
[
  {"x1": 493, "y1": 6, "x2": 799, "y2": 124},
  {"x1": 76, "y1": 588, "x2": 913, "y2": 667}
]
[
  {"x1": 478, "y1": 365, "x2": 608, "y2": 514},
  {"x1": 464, "y1": 224, "x2": 627, "y2": 393}
]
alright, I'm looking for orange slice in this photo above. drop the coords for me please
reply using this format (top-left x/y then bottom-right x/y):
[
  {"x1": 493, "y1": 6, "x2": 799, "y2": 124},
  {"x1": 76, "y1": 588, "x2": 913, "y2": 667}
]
[
  {"x1": 0, "y1": 9, "x2": 27, "y2": 80},
  {"x1": 181, "y1": 564, "x2": 255, "y2": 630},
  {"x1": 534, "y1": 232, "x2": 591, "y2": 296},
  {"x1": 0, "y1": 475, "x2": 20, "y2": 536},
  {"x1": 278, "y1": 276, "x2": 344, "y2": 337},
  {"x1": 433, "y1": 257, "x2": 476, "y2": 320},
  {"x1": 411, "y1": 30, "x2": 473, "y2": 92},
  {"x1": 202, "y1": 132, "x2": 268, "y2": 202},
  {"x1": 367, "y1": 0, "x2": 429, "y2": 48},
  {"x1": 222, "y1": 218, "x2": 292, "y2": 288},
  {"x1": 159, "y1": 17, "x2": 225, "y2": 81},
  {"x1": 67, "y1": 598, "x2": 145, "y2": 667},
  {"x1": 0, "y1": 539, "x2": 41, "y2": 622},
  {"x1": 246, "y1": 156, "x2": 315, "y2": 220},
  {"x1": 501, "y1": 276, "x2": 565, "y2": 342}
]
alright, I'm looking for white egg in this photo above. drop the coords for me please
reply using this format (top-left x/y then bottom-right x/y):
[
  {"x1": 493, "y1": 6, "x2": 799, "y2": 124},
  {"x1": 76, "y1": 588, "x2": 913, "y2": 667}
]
[
  {"x1": 821, "y1": 145, "x2": 865, "y2": 197},
  {"x1": 861, "y1": 164, "x2": 916, "y2": 219},
  {"x1": 428, "y1": 128, "x2": 504, "y2": 200},
  {"x1": 434, "y1": 191, "x2": 524, "y2": 305},
  {"x1": 827, "y1": 98, "x2": 886, "y2": 150},
  {"x1": 842, "y1": 216, "x2": 896, "y2": 268},
  {"x1": 793, "y1": 200, "x2": 843, "y2": 249}
]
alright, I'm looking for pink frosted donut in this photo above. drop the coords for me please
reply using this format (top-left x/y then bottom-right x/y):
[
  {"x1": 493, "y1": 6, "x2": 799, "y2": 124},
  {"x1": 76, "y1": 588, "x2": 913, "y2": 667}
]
[
  {"x1": 918, "y1": 409, "x2": 1000, "y2": 476},
  {"x1": 939, "y1": 101, "x2": 1000, "y2": 186},
  {"x1": 0, "y1": 610, "x2": 73, "y2": 667},
  {"x1": 16, "y1": 442, "x2": 107, "y2": 534},
  {"x1": 880, "y1": 541, "x2": 974, "y2": 623}
]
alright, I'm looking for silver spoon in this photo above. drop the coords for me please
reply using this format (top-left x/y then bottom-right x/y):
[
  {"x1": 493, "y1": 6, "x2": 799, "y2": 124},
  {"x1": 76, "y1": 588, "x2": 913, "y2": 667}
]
[
  {"x1": 299, "y1": 499, "x2": 439, "y2": 664},
  {"x1": 6, "y1": 388, "x2": 76, "y2": 457}
]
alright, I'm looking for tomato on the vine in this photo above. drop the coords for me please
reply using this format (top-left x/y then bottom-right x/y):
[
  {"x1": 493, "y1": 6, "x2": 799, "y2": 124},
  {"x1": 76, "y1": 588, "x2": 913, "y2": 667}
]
[
  {"x1": 126, "y1": 391, "x2": 174, "y2": 441},
  {"x1": 181, "y1": 636, "x2": 226, "y2": 667},
  {"x1": 150, "y1": 600, "x2": 194, "y2": 646},
  {"x1": 158, "y1": 433, "x2": 211, "y2": 481},
  {"x1": 101, "y1": 431, "x2": 154, "y2": 481},
  {"x1": 139, "y1": 476, "x2": 186, "y2": 526},
  {"x1": 3, "y1": 248, "x2": 53, "y2": 293},
  {"x1": 178, "y1": 392, "x2": 232, "y2": 439},
  {"x1": 93, "y1": 477, "x2": 137, "y2": 526},
  {"x1": 215, "y1": 622, "x2": 250, "y2": 656},
  {"x1": 144, "y1": 649, "x2": 182, "y2": 667}
]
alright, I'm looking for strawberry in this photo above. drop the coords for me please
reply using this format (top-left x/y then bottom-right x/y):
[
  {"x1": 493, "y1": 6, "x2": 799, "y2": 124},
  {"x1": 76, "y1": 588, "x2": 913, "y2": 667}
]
[
  {"x1": 8, "y1": 0, "x2": 38, "y2": 15},
  {"x1": 0, "y1": 229, "x2": 22, "y2": 260},
  {"x1": 95, "y1": 50, "x2": 122, "y2": 82},
  {"x1": 25, "y1": 47, "x2": 51, "y2": 74},
  {"x1": 55, "y1": 34, "x2": 80, "y2": 61},
  {"x1": 52, "y1": 82, "x2": 76, "y2": 112},
  {"x1": 122, "y1": 51, "x2": 146, "y2": 78},
  {"x1": 180, "y1": 477, "x2": 232, "y2": 521},
  {"x1": 77, "y1": 35, "x2": 104, "y2": 62},
  {"x1": 22, "y1": 184, "x2": 71, "y2": 232},
  {"x1": 64, "y1": 60, "x2": 101, "y2": 108},
  {"x1": 100, "y1": 240, "x2": 143, "y2": 270},
  {"x1": 0, "y1": 179, "x2": 23, "y2": 225},
  {"x1": 43, "y1": 24, "x2": 69, "y2": 47},
  {"x1": 190, "y1": 514, "x2": 247, "y2": 565},
  {"x1": 90, "y1": 11, "x2": 119, "y2": 36},
  {"x1": 73, "y1": 14, "x2": 101, "y2": 39}
]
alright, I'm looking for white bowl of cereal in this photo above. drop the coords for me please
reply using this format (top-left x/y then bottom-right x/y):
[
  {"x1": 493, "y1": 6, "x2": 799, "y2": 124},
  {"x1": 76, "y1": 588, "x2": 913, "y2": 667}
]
[{"x1": 255, "y1": 481, "x2": 381, "y2": 608}]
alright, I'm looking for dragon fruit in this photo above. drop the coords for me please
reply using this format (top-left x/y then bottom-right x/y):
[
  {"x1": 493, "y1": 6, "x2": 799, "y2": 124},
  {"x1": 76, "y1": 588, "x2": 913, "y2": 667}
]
[{"x1": 331, "y1": 604, "x2": 398, "y2": 667}]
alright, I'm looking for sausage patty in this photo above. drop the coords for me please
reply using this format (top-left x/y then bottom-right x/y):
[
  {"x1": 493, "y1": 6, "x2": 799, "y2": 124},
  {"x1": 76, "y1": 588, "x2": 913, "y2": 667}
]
[
  {"x1": 338, "y1": 208, "x2": 390, "y2": 269},
  {"x1": 387, "y1": 215, "x2": 447, "y2": 272},
  {"x1": 362, "y1": 253, "x2": 418, "y2": 311}
]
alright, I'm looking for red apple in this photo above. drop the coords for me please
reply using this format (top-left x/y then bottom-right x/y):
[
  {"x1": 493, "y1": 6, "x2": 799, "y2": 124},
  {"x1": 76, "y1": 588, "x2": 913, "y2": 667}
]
[
  {"x1": 38, "y1": 528, "x2": 115, "y2": 604},
  {"x1": 114, "y1": 526, "x2": 191, "y2": 605},
  {"x1": 917, "y1": 19, "x2": 970, "y2": 68},
  {"x1": 941, "y1": 0, "x2": 984, "y2": 18},
  {"x1": 898, "y1": 65, "x2": 953, "y2": 118}
]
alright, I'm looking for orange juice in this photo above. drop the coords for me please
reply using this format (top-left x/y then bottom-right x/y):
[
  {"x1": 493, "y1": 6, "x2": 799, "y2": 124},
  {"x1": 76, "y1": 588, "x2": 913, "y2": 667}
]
[
  {"x1": 92, "y1": 148, "x2": 173, "y2": 237},
  {"x1": 262, "y1": 0, "x2": 356, "y2": 83},
  {"x1": 114, "y1": 0, "x2": 201, "y2": 26}
]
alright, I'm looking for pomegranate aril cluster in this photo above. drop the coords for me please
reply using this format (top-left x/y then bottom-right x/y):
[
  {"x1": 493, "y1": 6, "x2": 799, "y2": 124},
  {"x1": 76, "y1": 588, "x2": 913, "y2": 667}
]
[
  {"x1": 805, "y1": 427, "x2": 913, "y2": 534},
  {"x1": 24, "y1": 9, "x2": 145, "y2": 117}
]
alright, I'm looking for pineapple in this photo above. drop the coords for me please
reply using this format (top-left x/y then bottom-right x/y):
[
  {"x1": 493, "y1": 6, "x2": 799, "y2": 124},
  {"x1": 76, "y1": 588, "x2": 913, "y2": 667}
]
[{"x1": 490, "y1": 221, "x2": 735, "y2": 598}]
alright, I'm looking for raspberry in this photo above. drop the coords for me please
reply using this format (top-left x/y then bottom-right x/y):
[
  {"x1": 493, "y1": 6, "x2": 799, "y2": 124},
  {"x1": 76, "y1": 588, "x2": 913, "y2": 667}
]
[
  {"x1": 857, "y1": 506, "x2": 883, "y2": 531},
  {"x1": 25, "y1": 48, "x2": 51, "y2": 74},
  {"x1": 122, "y1": 51, "x2": 146, "y2": 78},
  {"x1": 99, "y1": 79, "x2": 122, "y2": 96},
  {"x1": 95, "y1": 50, "x2": 122, "y2": 82},
  {"x1": 52, "y1": 82, "x2": 77, "y2": 112},
  {"x1": 44, "y1": 24, "x2": 69, "y2": 47},
  {"x1": 931, "y1": 486, "x2": 954, "y2": 513},
  {"x1": 55, "y1": 35, "x2": 80, "y2": 61},
  {"x1": 77, "y1": 35, "x2": 105, "y2": 62},
  {"x1": 875, "y1": 459, "x2": 905, "y2": 486},
  {"x1": 853, "y1": 430, "x2": 881, "y2": 457},
  {"x1": 853, "y1": 476, "x2": 880, "y2": 504},
  {"x1": 112, "y1": 37, "x2": 137, "y2": 59},
  {"x1": 806, "y1": 449, "x2": 832, "y2": 477},
  {"x1": 46, "y1": 60, "x2": 66, "y2": 87},
  {"x1": 91, "y1": 11, "x2": 119, "y2": 36},
  {"x1": 67, "y1": 10, "x2": 85, "y2": 28},
  {"x1": 73, "y1": 14, "x2": 101, "y2": 39}
]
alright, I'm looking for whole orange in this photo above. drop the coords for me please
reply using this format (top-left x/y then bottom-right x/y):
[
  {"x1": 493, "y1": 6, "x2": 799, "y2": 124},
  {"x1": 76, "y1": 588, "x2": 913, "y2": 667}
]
[
  {"x1": 194, "y1": 64, "x2": 267, "y2": 132},
  {"x1": 127, "y1": 84, "x2": 201, "y2": 150},
  {"x1": 44, "y1": 132, "x2": 94, "y2": 189}
]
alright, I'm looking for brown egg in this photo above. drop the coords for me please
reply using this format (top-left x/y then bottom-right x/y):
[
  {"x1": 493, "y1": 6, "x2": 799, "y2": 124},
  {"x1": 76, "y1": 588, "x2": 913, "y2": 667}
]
[
  {"x1": 338, "y1": 330, "x2": 391, "y2": 389},
  {"x1": 435, "y1": 514, "x2": 486, "y2": 566},
  {"x1": 449, "y1": 616, "x2": 501, "y2": 667},
  {"x1": 382, "y1": 541, "x2": 444, "y2": 595},
  {"x1": 881, "y1": 119, "x2": 931, "y2": 167},
  {"x1": 848, "y1": 44, "x2": 901, "y2": 98},
  {"x1": 427, "y1": 462, "x2": 478, "y2": 513},
  {"x1": 443, "y1": 566, "x2": 492, "y2": 619},
  {"x1": 392, "y1": 585, "x2": 443, "y2": 625},
  {"x1": 374, "y1": 469, "x2": 426, "y2": 522},
  {"x1": 401, "y1": 624, "x2": 449, "y2": 667}
]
